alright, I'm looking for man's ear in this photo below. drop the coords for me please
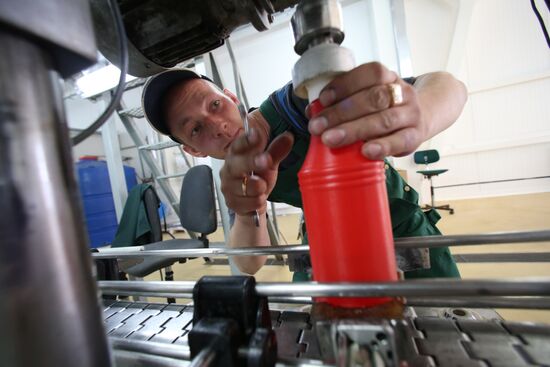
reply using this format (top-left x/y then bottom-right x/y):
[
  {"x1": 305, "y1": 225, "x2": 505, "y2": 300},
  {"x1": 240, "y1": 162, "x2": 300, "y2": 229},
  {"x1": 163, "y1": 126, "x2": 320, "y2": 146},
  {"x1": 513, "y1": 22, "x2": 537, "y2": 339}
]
[
  {"x1": 224, "y1": 88, "x2": 239, "y2": 104},
  {"x1": 182, "y1": 145, "x2": 207, "y2": 158}
]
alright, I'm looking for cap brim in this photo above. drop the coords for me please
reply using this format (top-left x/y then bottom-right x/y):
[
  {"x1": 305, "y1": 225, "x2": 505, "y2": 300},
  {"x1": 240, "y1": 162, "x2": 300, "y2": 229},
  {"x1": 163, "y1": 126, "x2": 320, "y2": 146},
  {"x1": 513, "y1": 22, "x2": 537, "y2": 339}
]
[{"x1": 142, "y1": 69, "x2": 208, "y2": 136}]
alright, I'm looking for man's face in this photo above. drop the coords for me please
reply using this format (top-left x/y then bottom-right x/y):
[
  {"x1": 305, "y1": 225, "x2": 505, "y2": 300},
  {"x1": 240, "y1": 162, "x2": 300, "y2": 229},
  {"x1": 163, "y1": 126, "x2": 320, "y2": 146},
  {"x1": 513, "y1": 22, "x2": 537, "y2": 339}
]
[{"x1": 164, "y1": 79, "x2": 243, "y2": 159}]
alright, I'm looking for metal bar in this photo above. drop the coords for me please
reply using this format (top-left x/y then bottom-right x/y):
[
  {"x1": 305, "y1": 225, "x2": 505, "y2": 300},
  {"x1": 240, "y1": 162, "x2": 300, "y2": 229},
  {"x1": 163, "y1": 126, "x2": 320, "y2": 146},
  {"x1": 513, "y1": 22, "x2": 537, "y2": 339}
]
[
  {"x1": 0, "y1": 31, "x2": 110, "y2": 367},
  {"x1": 407, "y1": 296, "x2": 550, "y2": 310},
  {"x1": 138, "y1": 140, "x2": 180, "y2": 151},
  {"x1": 254, "y1": 296, "x2": 550, "y2": 310},
  {"x1": 110, "y1": 337, "x2": 190, "y2": 360},
  {"x1": 112, "y1": 350, "x2": 188, "y2": 367},
  {"x1": 454, "y1": 252, "x2": 550, "y2": 263},
  {"x1": 188, "y1": 346, "x2": 217, "y2": 367},
  {"x1": 156, "y1": 172, "x2": 187, "y2": 180},
  {"x1": 92, "y1": 230, "x2": 550, "y2": 259},
  {"x1": 92, "y1": 244, "x2": 309, "y2": 259},
  {"x1": 98, "y1": 278, "x2": 550, "y2": 298},
  {"x1": 396, "y1": 230, "x2": 550, "y2": 248}
]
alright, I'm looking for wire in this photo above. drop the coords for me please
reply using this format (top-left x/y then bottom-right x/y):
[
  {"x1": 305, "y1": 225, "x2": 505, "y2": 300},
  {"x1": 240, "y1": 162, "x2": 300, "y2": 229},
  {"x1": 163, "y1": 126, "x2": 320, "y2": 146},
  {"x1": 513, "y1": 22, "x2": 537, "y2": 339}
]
[
  {"x1": 531, "y1": 0, "x2": 550, "y2": 48},
  {"x1": 72, "y1": 0, "x2": 129, "y2": 146}
]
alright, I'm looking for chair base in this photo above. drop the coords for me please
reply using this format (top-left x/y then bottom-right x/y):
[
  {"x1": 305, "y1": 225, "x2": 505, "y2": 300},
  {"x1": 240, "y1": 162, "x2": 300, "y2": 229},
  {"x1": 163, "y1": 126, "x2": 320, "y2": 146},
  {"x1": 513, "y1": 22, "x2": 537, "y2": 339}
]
[{"x1": 422, "y1": 204, "x2": 455, "y2": 215}]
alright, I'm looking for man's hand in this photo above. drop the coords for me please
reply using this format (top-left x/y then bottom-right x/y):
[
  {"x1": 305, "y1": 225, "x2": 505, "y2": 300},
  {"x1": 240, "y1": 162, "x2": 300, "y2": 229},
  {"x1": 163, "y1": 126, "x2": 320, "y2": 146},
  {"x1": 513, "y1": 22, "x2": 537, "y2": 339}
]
[
  {"x1": 307, "y1": 62, "x2": 466, "y2": 160},
  {"x1": 220, "y1": 129, "x2": 294, "y2": 216}
]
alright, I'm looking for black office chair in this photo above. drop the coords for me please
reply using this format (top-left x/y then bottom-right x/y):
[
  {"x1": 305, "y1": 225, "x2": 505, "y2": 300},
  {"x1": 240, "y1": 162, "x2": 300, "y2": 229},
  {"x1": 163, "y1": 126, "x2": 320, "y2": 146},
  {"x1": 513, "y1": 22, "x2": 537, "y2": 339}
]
[
  {"x1": 414, "y1": 149, "x2": 454, "y2": 214},
  {"x1": 118, "y1": 165, "x2": 218, "y2": 277}
]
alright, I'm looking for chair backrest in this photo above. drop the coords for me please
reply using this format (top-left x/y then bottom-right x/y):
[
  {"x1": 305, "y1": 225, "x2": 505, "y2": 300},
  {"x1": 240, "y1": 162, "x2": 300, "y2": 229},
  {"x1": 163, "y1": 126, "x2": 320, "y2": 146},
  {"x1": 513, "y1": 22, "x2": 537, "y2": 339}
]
[
  {"x1": 414, "y1": 149, "x2": 440, "y2": 165},
  {"x1": 179, "y1": 165, "x2": 218, "y2": 235},
  {"x1": 142, "y1": 186, "x2": 162, "y2": 242}
]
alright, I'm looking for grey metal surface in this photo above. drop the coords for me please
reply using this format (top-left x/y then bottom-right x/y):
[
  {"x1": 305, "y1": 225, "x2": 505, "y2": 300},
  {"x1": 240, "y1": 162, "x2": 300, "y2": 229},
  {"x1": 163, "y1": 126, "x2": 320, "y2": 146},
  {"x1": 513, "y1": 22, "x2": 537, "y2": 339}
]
[
  {"x1": 104, "y1": 300, "x2": 550, "y2": 366},
  {"x1": 0, "y1": 0, "x2": 96, "y2": 76},
  {"x1": 0, "y1": 31, "x2": 110, "y2": 367},
  {"x1": 99, "y1": 278, "x2": 550, "y2": 299},
  {"x1": 91, "y1": 230, "x2": 550, "y2": 259}
]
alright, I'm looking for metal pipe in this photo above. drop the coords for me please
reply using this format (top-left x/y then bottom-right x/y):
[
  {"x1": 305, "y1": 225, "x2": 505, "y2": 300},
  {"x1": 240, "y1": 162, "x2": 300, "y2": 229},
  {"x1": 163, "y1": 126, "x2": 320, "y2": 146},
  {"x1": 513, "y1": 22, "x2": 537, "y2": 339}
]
[
  {"x1": 0, "y1": 32, "x2": 110, "y2": 367},
  {"x1": 110, "y1": 337, "x2": 190, "y2": 360},
  {"x1": 112, "y1": 350, "x2": 188, "y2": 367},
  {"x1": 92, "y1": 230, "x2": 550, "y2": 259},
  {"x1": 406, "y1": 296, "x2": 550, "y2": 310},
  {"x1": 99, "y1": 278, "x2": 550, "y2": 298},
  {"x1": 188, "y1": 346, "x2": 217, "y2": 367},
  {"x1": 249, "y1": 296, "x2": 550, "y2": 310}
]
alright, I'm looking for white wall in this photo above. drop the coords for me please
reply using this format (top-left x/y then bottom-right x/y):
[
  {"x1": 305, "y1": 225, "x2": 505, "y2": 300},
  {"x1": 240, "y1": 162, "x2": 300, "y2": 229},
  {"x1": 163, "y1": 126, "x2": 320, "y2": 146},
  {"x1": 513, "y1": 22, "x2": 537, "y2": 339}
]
[
  {"x1": 397, "y1": 0, "x2": 550, "y2": 203},
  {"x1": 207, "y1": 0, "x2": 399, "y2": 213}
]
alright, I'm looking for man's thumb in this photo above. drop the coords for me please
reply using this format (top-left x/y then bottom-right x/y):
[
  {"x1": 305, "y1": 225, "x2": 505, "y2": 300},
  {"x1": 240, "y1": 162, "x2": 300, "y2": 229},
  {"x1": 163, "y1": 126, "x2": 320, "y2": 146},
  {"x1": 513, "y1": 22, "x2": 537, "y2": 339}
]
[{"x1": 265, "y1": 131, "x2": 294, "y2": 168}]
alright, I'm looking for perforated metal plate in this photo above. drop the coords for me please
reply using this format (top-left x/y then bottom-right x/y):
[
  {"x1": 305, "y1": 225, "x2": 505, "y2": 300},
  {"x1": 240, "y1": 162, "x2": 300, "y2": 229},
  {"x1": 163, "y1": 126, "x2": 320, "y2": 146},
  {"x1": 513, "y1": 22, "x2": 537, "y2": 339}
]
[{"x1": 103, "y1": 301, "x2": 550, "y2": 366}]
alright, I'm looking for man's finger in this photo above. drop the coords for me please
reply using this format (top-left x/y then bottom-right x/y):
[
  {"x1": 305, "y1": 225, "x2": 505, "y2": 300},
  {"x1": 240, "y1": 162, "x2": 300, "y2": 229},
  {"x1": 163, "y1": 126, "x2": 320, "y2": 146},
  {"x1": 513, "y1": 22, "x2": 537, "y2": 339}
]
[
  {"x1": 310, "y1": 82, "x2": 413, "y2": 136},
  {"x1": 229, "y1": 127, "x2": 263, "y2": 155},
  {"x1": 318, "y1": 62, "x2": 398, "y2": 107},
  {"x1": 263, "y1": 131, "x2": 294, "y2": 170},
  {"x1": 361, "y1": 127, "x2": 422, "y2": 160},
  {"x1": 320, "y1": 105, "x2": 416, "y2": 148}
]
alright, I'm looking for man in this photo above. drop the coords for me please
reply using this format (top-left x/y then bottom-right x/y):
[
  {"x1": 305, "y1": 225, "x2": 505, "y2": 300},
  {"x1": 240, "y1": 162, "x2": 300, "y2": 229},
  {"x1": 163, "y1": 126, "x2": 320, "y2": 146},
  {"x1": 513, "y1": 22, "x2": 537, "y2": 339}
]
[{"x1": 142, "y1": 62, "x2": 467, "y2": 278}]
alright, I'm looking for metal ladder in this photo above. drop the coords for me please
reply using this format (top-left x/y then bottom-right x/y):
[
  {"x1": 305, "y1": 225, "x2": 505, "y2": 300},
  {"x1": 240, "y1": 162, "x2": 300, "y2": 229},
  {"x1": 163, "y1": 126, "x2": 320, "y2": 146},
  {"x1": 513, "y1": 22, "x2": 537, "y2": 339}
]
[{"x1": 116, "y1": 102, "x2": 201, "y2": 240}]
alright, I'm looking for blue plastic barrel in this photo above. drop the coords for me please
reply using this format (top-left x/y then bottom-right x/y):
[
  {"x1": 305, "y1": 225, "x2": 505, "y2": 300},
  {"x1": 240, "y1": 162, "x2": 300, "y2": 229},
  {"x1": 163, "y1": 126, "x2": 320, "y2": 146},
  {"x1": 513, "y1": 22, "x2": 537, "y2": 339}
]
[{"x1": 76, "y1": 158, "x2": 137, "y2": 248}]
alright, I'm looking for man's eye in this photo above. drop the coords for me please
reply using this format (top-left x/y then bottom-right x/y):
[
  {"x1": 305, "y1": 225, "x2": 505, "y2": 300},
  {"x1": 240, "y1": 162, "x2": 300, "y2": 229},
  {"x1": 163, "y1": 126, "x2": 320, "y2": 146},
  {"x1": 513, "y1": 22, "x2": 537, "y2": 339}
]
[
  {"x1": 191, "y1": 124, "x2": 201, "y2": 137},
  {"x1": 212, "y1": 100, "x2": 220, "y2": 108}
]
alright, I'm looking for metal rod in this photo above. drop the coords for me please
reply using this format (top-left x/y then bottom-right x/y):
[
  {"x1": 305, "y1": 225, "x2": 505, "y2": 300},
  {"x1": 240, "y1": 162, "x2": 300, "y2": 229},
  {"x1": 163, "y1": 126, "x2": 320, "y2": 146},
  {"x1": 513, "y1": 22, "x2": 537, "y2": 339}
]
[
  {"x1": 110, "y1": 337, "x2": 190, "y2": 360},
  {"x1": 99, "y1": 278, "x2": 550, "y2": 298},
  {"x1": 92, "y1": 230, "x2": 550, "y2": 259},
  {"x1": 0, "y1": 31, "x2": 111, "y2": 367},
  {"x1": 396, "y1": 230, "x2": 550, "y2": 249},
  {"x1": 454, "y1": 252, "x2": 550, "y2": 263},
  {"x1": 188, "y1": 346, "x2": 217, "y2": 367},
  {"x1": 112, "y1": 350, "x2": 188, "y2": 367},
  {"x1": 406, "y1": 296, "x2": 550, "y2": 310},
  {"x1": 252, "y1": 296, "x2": 550, "y2": 310}
]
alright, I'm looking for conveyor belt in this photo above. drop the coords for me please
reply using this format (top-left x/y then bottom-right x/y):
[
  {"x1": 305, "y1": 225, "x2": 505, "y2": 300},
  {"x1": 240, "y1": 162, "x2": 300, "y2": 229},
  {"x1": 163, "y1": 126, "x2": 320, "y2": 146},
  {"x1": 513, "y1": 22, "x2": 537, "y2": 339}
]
[{"x1": 103, "y1": 300, "x2": 550, "y2": 366}]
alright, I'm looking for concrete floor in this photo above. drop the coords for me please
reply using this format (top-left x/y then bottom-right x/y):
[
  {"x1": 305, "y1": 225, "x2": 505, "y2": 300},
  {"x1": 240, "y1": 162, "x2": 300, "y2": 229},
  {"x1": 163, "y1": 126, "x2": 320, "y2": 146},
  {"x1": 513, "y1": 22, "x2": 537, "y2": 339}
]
[{"x1": 145, "y1": 192, "x2": 550, "y2": 323}]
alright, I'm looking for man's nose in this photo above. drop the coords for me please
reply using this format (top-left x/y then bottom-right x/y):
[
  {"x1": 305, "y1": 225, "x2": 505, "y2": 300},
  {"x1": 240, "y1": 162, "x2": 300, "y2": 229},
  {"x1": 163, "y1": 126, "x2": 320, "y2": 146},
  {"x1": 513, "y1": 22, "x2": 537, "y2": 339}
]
[{"x1": 210, "y1": 120, "x2": 229, "y2": 138}]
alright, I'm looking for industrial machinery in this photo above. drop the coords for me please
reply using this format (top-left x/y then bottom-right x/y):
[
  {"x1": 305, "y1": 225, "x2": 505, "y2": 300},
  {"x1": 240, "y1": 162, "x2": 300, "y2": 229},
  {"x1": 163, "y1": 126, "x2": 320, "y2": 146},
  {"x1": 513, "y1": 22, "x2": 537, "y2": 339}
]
[{"x1": 1, "y1": 1, "x2": 550, "y2": 367}]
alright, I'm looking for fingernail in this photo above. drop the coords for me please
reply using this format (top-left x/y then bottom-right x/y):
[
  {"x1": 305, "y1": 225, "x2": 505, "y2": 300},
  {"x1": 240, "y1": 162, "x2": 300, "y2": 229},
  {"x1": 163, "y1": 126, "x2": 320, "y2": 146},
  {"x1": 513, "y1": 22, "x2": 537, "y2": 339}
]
[
  {"x1": 254, "y1": 154, "x2": 268, "y2": 169},
  {"x1": 363, "y1": 143, "x2": 382, "y2": 159},
  {"x1": 322, "y1": 129, "x2": 345, "y2": 146},
  {"x1": 309, "y1": 116, "x2": 328, "y2": 135},
  {"x1": 320, "y1": 88, "x2": 336, "y2": 106}
]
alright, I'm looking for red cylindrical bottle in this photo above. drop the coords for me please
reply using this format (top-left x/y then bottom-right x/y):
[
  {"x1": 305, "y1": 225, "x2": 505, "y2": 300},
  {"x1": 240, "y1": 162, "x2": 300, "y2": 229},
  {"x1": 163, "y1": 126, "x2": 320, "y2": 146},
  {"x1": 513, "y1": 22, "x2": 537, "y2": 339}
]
[{"x1": 298, "y1": 100, "x2": 397, "y2": 308}]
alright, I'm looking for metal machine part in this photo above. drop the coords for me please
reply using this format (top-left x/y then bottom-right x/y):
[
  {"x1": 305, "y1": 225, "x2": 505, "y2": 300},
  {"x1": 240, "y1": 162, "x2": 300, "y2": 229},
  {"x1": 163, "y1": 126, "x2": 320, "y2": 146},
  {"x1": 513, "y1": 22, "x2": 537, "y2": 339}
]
[
  {"x1": 91, "y1": 0, "x2": 301, "y2": 77},
  {"x1": 0, "y1": 25, "x2": 110, "y2": 367},
  {"x1": 91, "y1": 229, "x2": 550, "y2": 260},
  {"x1": 290, "y1": 0, "x2": 355, "y2": 99},
  {"x1": 0, "y1": 0, "x2": 96, "y2": 77},
  {"x1": 291, "y1": 0, "x2": 345, "y2": 55},
  {"x1": 316, "y1": 320, "x2": 399, "y2": 366},
  {"x1": 104, "y1": 300, "x2": 550, "y2": 366}
]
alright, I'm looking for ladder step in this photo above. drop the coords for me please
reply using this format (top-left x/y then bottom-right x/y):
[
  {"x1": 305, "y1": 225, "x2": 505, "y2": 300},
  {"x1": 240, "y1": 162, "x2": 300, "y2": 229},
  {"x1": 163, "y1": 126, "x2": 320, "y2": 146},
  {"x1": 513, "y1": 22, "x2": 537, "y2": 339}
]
[
  {"x1": 156, "y1": 172, "x2": 187, "y2": 180},
  {"x1": 139, "y1": 140, "x2": 180, "y2": 151},
  {"x1": 118, "y1": 107, "x2": 144, "y2": 119}
]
